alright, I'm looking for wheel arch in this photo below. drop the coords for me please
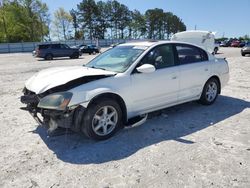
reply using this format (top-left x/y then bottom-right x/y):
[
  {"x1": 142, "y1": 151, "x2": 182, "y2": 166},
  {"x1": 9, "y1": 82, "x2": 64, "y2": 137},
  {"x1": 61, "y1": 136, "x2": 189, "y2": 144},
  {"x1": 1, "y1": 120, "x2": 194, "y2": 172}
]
[
  {"x1": 207, "y1": 75, "x2": 221, "y2": 94},
  {"x1": 87, "y1": 92, "x2": 128, "y2": 124}
]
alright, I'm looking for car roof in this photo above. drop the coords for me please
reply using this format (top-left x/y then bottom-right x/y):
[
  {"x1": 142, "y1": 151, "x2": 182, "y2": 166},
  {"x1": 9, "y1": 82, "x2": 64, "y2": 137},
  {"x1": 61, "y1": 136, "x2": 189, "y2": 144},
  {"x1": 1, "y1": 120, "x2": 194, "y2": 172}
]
[
  {"x1": 39, "y1": 43, "x2": 61, "y2": 46},
  {"x1": 118, "y1": 40, "x2": 205, "y2": 49}
]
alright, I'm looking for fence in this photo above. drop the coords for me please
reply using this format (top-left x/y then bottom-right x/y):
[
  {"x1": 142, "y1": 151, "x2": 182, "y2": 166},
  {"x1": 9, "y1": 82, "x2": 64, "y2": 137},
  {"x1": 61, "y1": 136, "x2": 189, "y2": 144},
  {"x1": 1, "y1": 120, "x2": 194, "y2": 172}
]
[{"x1": 0, "y1": 39, "x2": 130, "y2": 53}]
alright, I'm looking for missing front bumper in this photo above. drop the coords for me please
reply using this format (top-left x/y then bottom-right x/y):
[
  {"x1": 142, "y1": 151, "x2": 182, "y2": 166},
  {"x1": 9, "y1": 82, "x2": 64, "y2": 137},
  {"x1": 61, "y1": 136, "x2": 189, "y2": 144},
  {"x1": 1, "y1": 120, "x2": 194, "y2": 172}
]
[{"x1": 21, "y1": 106, "x2": 75, "y2": 132}]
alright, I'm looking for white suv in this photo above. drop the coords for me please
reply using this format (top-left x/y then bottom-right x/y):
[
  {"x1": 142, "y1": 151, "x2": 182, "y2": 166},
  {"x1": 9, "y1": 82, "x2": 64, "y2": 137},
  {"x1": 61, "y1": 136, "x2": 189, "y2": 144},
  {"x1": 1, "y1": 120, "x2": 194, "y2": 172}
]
[{"x1": 21, "y1": 41, "x2": 229, "y2": 140}]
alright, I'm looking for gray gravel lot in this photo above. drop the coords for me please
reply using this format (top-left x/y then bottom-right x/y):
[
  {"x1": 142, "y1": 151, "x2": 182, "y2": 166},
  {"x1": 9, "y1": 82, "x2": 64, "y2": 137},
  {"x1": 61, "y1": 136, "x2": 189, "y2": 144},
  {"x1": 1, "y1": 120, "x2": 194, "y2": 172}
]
[{"x1": 0, "y1": 47, "x2": 249, "y2": 188}]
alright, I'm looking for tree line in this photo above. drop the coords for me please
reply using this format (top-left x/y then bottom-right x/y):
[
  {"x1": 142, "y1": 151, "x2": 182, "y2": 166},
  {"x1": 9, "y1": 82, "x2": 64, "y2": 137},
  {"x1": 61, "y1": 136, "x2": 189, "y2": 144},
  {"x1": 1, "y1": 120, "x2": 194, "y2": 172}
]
[
  {"x1": 0, "y1": 0, "x2": 50, "y2": 42},
  {"x1": 0, "y1": 0, "x2": 187, "y2": 42}
]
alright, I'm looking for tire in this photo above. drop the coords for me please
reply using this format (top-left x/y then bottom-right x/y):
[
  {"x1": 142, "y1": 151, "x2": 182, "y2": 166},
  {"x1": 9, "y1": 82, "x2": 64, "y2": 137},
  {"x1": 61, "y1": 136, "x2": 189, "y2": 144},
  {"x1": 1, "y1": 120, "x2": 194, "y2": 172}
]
[
  {"x1": 214, "y1": 47, "x2": 218, "y2": 54},
  {"x1": 70, "y1": 52, "x2": 79, "y2": 59},
  {"x1": 45, "y1": 54, "x2": 53, "y2": 60},
  {"x1": 199, "y1": 78, "x2": 219, "y2": 105},
  {"x1": 241, "y1": 52, "x2": 245, "y2": 56},
  {"x1": 81, "y1": 99, "x2": 123, "y2": 140}
]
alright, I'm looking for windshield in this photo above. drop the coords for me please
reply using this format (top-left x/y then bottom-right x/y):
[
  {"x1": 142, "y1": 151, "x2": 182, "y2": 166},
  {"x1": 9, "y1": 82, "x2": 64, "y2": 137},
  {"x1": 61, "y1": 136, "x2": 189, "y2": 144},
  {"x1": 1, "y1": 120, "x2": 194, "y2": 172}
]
[{"x1": 86, "y1": 46, "x2": 147, "y2": 72}]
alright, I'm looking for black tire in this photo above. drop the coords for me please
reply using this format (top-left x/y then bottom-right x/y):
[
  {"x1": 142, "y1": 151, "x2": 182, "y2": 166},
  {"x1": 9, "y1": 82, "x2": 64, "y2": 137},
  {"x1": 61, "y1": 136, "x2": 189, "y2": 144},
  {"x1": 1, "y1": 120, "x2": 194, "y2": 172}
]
[
  {"x1": 214, "y1": 47, "x2": 218, "y2": 54},
  {"x1": 81, "y1": 99, "x2": 123, "y2": 140},
  {"x1": 241, "y1": 52, "x2": 245, "y2": 56},
  {"x1": 199, "y1": 78, "x2": 219, "y2": 105},
  {"x1": 70, "y1": 52, "x2": 79, "y2": 59},
  {"x1": 45, "y1": 53, "x2": 53, "y2": 60}
]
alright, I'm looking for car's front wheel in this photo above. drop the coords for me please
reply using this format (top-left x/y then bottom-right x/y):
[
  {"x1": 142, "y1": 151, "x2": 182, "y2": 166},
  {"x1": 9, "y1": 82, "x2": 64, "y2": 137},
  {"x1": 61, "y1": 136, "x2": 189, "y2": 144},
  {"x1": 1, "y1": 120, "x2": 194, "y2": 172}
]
[
  {"x1": 81, "y1": 99, "x2": 123, "y2": 140},
  {"x1": 199, "y1": 78, "x2": 219, "y2": 105}
]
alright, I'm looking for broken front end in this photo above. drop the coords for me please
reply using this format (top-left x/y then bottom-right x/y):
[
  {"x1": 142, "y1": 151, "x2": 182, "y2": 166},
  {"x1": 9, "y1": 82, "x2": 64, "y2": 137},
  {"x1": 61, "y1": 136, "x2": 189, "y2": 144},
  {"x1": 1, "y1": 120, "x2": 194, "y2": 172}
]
[{"x1": 20, "y1": 87, "x2": 83, "y2": 133}]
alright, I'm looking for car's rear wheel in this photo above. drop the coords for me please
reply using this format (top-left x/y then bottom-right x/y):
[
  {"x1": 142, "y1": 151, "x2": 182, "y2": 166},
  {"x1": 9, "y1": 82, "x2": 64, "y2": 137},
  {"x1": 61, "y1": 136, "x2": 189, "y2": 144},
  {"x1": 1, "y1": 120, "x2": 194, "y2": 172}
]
[
  {"x1": 241, "y1": 52, "x2": 245, "y2": 56},
  {"x1": 199, "y1": 78, "x2": 219, "y2": 105},
  {"x1": 81, "y1": 99, "x2": 122, "y2": 140},
  {"x1": 214, "y1": 47, "x2": 218, "y2": 54},
  {"x1": 45, "y1": 53, "x2": 53, "y2": 60}
]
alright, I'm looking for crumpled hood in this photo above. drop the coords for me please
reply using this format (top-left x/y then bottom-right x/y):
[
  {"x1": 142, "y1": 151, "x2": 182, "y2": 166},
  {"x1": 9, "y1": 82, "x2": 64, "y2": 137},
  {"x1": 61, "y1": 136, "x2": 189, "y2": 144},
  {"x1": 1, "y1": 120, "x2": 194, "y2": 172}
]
[{"x1": 25, "y1": 66, "x2": 116, "y2": 94}]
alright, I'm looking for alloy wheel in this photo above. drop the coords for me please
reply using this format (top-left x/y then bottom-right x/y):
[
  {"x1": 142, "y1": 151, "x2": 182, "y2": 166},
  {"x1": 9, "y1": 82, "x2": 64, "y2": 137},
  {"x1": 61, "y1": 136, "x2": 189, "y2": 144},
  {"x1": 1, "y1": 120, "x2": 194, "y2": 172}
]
[
  {"x1": 91, "y1": 106, "x2": 118, "y2": 136},
  {"x1": 206, "y1": 82, "x2": 218, "y2": 102}
]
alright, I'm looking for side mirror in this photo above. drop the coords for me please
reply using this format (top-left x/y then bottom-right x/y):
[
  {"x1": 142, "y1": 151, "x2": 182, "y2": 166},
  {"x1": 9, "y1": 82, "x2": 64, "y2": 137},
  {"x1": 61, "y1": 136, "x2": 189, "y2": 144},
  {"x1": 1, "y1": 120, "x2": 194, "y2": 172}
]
[{"x1": 136, "y1": 64, "x2": 156, "y2": 73}]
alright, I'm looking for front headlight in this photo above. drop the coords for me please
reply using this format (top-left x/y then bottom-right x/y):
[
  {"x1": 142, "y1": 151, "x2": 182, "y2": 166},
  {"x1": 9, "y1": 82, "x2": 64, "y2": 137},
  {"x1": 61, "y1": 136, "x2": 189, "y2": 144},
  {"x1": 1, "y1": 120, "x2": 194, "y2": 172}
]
[{"x1": 38, "y1": 92, "x2": 73, "y2": 111}]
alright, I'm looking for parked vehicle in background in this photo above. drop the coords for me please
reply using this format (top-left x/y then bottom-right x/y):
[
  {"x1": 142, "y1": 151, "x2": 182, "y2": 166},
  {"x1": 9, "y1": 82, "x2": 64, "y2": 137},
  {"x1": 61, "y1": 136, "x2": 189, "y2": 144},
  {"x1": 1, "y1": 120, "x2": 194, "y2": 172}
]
[
  {"x1": 35, "y1": 43, "x2": 80, "y2": 60},
  {"x1": 21, "y1": 41, "x2": 229, "y2": 140},
  {"x1": 220, "y1": 40, "x2": 231, "y2": 47},
  {"x1": 214, "y1": 43, "x2": 220, "y2": 54},
  {"x1": 231, "y1": 40, "x2": 240, "y2": 47},
  {"x1": 71, "y1": 44, "x2": 86, "y2": 49},
  {"x1": 239, "y1": 41, "x2": 246, "y2": 48},
  {"x1": 79, "y1": 44, "x2": 101, "y2": 55},
  {"x1": 171, "y1": 30, "x2": 216, "y2": 54},
  {"x1": 241, "y1": 43, "x2": 250, "y2": 56}
]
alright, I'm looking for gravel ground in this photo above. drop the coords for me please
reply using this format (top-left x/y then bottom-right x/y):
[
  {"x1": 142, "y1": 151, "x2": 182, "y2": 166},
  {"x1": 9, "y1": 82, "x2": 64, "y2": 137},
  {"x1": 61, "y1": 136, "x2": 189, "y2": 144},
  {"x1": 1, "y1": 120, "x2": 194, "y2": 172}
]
[{"x1": 0, "y1": 48, "x2": 249, "y2": 188}]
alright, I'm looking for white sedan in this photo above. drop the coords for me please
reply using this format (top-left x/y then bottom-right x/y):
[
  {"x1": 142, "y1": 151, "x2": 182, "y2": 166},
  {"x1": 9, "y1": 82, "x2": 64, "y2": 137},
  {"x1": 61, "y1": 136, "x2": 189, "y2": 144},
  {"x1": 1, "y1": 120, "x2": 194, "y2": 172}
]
[{"x1": 21, "y1": 41, "x2": 229, "y2": 140}]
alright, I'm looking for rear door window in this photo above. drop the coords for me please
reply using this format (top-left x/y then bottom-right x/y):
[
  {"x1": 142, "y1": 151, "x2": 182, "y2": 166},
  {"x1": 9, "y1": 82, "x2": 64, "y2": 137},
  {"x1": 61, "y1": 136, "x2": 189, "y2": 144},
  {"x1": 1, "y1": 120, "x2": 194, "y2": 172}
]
[{"x1": 176, "y1": 44, "x2": 208, "y2": 65}]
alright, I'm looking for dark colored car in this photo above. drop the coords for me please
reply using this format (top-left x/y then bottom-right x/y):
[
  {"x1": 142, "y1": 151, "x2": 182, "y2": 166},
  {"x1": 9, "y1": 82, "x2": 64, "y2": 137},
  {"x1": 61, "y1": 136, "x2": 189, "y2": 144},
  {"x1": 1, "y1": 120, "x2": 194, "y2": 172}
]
[
  {"x1": 220, "y1": 40, "x2": 231, "y2": 47},
  {"x1": 79, "y1": 45, "x2": 101, "y2": 55},
  {"x1": 239, "y1": 42, "x2": 246, "y2": 48},
  {"x1": 231, "y1": 41, "x2": 241, "y2": 47},
  {"x1": 71, "y1": 44, "x2": 86, "y2": 49},
  {"x1": 241, "y1": 43, "x2": 250, "y2": 56},
  {"x1": 35, "y1": 43, "x2": 80, "y2": 60}
]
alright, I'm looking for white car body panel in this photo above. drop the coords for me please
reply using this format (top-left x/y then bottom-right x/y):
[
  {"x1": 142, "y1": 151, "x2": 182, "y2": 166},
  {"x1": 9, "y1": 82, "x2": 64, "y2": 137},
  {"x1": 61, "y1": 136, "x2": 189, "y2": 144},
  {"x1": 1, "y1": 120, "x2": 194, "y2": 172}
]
[
  {"x1": 171, "y1": 30, "x2": 216, "y2": 54},
  {"x1": 24, "y1": 41, "x2": 229, "y2": 121},
  {"x1": 178, "y1": 60, "x2": 211, "y2": 101},
  {"x1": 129, "y1": 66, "x2": 179, "y2": 114},
  {"x1": 25, "y1": 66, "x2": 116, "y2": 94}
]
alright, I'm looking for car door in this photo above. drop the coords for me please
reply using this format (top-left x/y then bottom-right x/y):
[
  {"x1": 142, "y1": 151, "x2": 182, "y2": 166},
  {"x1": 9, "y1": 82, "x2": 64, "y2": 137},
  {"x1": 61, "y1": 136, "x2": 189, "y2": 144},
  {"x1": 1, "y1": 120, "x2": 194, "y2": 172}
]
[
  {"x1": 130, "y1": 44, "x2": 179, "y2": 113},
  {"x1": 175, "y1": 44, "x2": 211, "y2": 101},
  {"x1": 50, "y1": 44, "x2": 61, "y2": 57},
  {"x1": 60, "y1": 44, "x2": 71, "y2": 56}
]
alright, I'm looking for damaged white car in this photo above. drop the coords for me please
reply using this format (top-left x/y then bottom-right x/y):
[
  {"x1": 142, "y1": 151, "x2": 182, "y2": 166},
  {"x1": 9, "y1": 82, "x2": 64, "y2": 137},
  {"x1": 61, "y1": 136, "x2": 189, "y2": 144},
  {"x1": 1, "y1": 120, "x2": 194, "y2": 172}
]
[{"x1": 21, "y1": 41, "x2": 229, "y2": 140}]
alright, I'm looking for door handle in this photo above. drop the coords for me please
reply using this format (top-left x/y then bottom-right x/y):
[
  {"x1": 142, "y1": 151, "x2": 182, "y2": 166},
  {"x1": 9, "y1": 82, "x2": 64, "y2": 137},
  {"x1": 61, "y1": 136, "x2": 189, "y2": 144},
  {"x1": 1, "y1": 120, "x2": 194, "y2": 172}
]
[
  {"x1": 205, "y1": 68, "x2": 208, "y2": 72},
  {"x1": 172, "y1": 76, "x2": 177, "y2": 79}
]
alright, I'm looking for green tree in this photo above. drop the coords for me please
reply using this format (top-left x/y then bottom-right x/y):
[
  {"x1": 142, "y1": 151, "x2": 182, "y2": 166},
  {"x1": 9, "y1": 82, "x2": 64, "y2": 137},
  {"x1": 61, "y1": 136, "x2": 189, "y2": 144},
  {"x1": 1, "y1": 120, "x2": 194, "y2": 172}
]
[
  {"x1": 77, "y1": 0, "x2": 98, "y2": 40},
  {"x1": 95, "y1": 1, "x2": 109, "y2": 39},
  {"x1": 53, "y1": 7, "x2": 73, "y2": 40},
  {"x1": 145, "y1": 8, "x2": 165, "y2": 39},
  {"x1": 0, "y1": 0, "x2": 49, "y2": 42},
  {"x1": 145, "y1": 8, "x2": 186, "y2": 40},
  {"x1": 130, "y1": 10, "x2": 146, "y2": 39}
]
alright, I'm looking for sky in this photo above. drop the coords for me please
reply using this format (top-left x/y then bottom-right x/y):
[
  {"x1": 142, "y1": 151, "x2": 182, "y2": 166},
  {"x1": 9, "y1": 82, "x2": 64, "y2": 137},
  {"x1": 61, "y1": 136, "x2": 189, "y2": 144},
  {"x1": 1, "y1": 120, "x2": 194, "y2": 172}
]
[{"x1": 42, "y1": 0, "x2": 250, "y2": 38}]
